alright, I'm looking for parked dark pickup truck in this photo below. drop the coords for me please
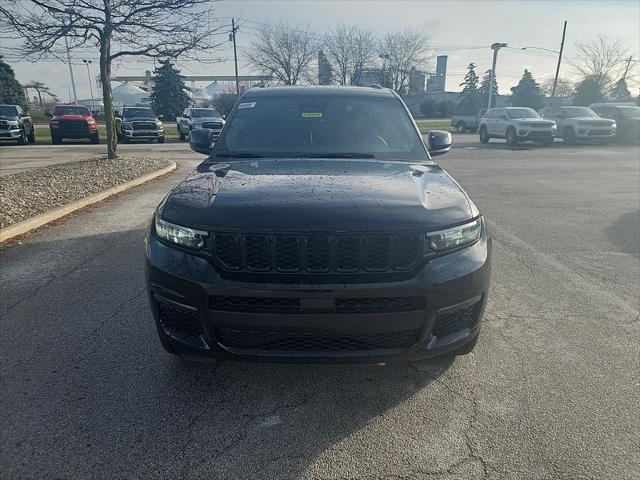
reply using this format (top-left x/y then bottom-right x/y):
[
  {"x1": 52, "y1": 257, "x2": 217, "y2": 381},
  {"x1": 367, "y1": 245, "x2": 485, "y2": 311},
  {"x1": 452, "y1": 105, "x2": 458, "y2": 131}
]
[
  {"x1": 0, "y1": 104, "x2": 35, "y2": 144},
  {"x1": 116, "y1": 107, "x2": 165, "y2": 143}
]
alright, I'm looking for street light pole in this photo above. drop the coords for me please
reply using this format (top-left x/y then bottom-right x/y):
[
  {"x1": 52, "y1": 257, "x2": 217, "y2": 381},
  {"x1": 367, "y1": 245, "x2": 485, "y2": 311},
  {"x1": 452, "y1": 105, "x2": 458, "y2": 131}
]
[
  {"x1": 488, "y1": 43, "x2": 507, "y2": 110},
  {"x1": 83, "y1": 60, "x2": 95, "y2": 112},
  {"x1": 551, "y1": 21, "x2": 568, "y2": 99}
]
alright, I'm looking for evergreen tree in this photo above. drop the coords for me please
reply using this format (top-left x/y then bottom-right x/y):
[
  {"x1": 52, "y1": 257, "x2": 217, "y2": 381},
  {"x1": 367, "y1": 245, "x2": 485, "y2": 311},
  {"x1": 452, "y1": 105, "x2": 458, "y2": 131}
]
[
  {"x1": 479, "y1": 69, "x2": 498, "y2": 108},
  {"x1": 510, "y1": 69, "x2": 543, "y2": 110},
  {"x1": 610, "y1": 78, "x2": 631, "y2": 101},
  {"x1": 150, "y1": 60, "x2": 191, "y2": 121},
  {"x1": 573, "y1": 76, "x2": 606, "y2": 106},
  {"x1": 0, "y1": 56, "x2": 27, "y2": 108},
  {"x1": 456, "y1": 63, "x2": 481, "y2": 114}
]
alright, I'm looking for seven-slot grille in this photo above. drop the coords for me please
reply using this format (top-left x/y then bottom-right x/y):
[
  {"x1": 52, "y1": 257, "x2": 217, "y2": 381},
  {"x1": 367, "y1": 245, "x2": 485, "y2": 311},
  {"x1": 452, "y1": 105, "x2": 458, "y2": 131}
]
[
  {"x1": 59, "y1": 119, "x2": 89, "y2": 131},
  {"x1": 212, "y1": 233, "x2": 423, "y2": 274},
  {"x1": 201, "y1": 121, "x2": 223, "y2": 129}
]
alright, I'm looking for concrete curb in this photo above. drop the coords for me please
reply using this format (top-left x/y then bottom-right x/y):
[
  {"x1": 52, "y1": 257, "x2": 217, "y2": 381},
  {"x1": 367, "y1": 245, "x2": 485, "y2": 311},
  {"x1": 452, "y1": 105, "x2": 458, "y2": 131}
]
[{"x1": 0, "y1": 160, "x2": 176, "y2": 243}]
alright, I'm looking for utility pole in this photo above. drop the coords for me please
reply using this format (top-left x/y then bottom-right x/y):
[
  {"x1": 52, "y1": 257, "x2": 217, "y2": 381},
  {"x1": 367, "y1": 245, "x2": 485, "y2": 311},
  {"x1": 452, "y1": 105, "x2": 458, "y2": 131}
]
[
  {"x1": 230, "y1": 19, "x2": 240, "y2": 96},
  {"x1": 621, "y1": 56, "x2": 634, "y2": 80},
  {"x1": 488, "y1": 43, "x2": 507, "y2": 110},
  {"x1": 83, "y1": 60, "x2": 95, "y2": 112},
  {"x1": 64, "y1": 23, "x2": 78, "y2": 103},
  {"x1": 551, "y1": 21, "x2": 568, "y2": 99}
]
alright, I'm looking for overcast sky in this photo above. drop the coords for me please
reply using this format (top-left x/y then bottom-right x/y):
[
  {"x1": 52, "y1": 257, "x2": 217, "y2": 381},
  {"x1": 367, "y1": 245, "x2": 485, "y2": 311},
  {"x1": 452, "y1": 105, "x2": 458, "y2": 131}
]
[{"x1": 5, "y1": 0, "x2": 640, "y2": 101}]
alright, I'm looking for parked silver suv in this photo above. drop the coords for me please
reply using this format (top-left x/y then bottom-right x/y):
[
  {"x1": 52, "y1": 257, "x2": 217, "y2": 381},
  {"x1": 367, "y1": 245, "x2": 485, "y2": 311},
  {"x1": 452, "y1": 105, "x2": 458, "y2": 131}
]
[
  {"x1": 539, "y1": 106, "x2": 616, "y2": 144},
  {"x1": 479, "y1": 107, "x2": 556, "y2": 146}
]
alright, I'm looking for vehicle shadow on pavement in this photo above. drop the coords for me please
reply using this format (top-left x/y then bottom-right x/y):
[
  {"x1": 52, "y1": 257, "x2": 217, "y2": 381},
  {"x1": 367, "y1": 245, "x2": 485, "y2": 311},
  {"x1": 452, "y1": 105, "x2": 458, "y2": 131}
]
[
  {"x1": 0, "y1": 228, "x2": 455, "y2": 480},
  {"x1": 604, "y1": 209, "x2": 640, "y2": 255}
]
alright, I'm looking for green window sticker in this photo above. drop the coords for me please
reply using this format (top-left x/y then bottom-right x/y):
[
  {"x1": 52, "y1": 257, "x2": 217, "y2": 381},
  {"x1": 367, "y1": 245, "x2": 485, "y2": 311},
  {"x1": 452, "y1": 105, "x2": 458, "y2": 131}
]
[{"x1": 301, "y1": 112, "x2": 323, "y2": 118}]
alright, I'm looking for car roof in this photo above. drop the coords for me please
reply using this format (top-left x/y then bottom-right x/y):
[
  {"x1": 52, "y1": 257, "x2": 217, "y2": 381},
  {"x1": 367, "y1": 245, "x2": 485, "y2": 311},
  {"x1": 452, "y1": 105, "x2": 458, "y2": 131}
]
[
  {"x1": 243, "y1": 85, "x2": 397, "y2": 99},
  {"x1": 589, "y1": 102, "x2": 636, "y2": 108}
]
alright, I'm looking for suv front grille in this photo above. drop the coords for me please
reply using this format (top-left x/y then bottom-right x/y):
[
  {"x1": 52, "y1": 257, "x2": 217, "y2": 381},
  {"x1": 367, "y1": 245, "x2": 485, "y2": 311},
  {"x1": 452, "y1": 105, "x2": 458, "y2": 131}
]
[
  {"x1": 59, "y1": 119, "x2": 88, "y2": 132},
  {"x1": 212, "y1": 233, "x2": 423, "y2": 274},
  {"x1": 217, "y1": 328, "x2": 419, "y2": 351},
  {"x1": 210, "y1": 295, "x2": 425, "y2": 314},
  {"x1": 201, "y1": 121, "x2": 223, "y2": 129}
]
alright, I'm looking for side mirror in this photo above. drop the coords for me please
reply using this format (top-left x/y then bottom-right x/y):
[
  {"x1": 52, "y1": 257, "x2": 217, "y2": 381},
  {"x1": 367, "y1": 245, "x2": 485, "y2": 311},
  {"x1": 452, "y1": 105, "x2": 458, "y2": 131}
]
[
  {"x1": 189, "y1": 128, "x2": 214, "y2": 155},
  {"x1": 427, "y1": 130, "x2": 452, "y2": 156},
  {"x1": 500, "y1": 114, "x2": 508, "y2": 120},
  {"x1": 158, "y1": 114, "x2": 164, "y2": 120},
  {"x1": 222, "y1": 114, "x2": 226, "y2": 120},
  {"x1": 45, "y1": 112, "x2": 53, "y2": 118}
]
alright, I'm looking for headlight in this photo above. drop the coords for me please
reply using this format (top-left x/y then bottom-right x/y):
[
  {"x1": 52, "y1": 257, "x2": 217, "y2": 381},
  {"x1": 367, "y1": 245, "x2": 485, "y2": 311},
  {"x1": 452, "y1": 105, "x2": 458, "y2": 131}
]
[
  {"x1": 155, "y1": 215, "x2": 209, "y2": 250},
  {"x1": 426, "y1": 218, "x2": 481, "y2": 252},
  {"x1": 156, "y1": 121, "x2": 163, "y2": 128},
  {"x1": 123, "y1": 123, "x2": 133, "y2": 130}
]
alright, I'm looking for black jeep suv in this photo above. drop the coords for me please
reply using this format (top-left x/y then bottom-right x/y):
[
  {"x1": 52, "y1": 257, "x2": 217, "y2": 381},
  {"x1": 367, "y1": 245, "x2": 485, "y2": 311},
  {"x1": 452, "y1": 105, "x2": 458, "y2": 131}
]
[{"x1": 146, "y1": 86, "x2": 492, "y2": 363}]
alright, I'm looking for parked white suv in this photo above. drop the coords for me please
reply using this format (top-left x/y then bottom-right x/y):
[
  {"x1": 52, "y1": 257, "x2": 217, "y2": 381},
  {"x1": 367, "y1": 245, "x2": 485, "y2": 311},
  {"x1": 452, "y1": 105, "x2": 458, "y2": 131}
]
[
  {"x1": 539, "y1": 106, "x2": 616, "y2": 144},
  {"x1": 479, "y1": 107, "x2": 556, "y2": 146}
]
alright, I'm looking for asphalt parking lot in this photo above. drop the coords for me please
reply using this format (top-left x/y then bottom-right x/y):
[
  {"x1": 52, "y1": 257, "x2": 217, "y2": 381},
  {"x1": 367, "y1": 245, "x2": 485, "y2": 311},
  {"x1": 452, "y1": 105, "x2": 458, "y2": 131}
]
[{"x1": 1, "y1": 136, "x2": 639, "y2": 479}]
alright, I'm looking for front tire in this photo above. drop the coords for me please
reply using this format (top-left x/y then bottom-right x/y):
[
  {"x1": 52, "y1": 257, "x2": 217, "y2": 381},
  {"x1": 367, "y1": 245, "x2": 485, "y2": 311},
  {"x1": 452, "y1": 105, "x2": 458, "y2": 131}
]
[
  {"x1": 157, "y1": 136, "x2": 165, "y2": 144},
  {"x1": 563, "y1": 127, "x2": 577, "y2": 145},
  {"x1": 455, "y1": 121, "x2": 467, "y2": 133},
  {"x1": 179, "y1": 129, "x2": 186, "y2": 141},
  {"x1": 505, "y1": 127, "x2": 518, "y2": 146},
  {"x1": 17, "y1": 129, "x2": 27, "y2": 145},
  {"x1": 27, "y1": 128, "x2": 36, "y2": 144},
  {"x1": 51, "y1": 134, "x2": 62, "y2": 145},
  {"x1": 90, "y1": 133, "x2": 100, "y2": 144},
  {"x1": 479, "y1": 126, "x2": 490, "y2": 144}
]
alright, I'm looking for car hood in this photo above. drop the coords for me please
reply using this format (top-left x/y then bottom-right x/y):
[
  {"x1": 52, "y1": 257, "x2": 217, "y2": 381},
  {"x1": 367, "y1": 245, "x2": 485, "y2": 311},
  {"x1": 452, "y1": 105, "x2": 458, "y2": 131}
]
[
  {"x1": 514, "y1": 118, "x2": 555, "y2": 125},
  {"x1": 0, "y1": 116, "x2": 19, "y2": 121},
  {"x1": 190, "y1": 117, "x2": 223, "y2": 122},
  {"x1": 160, "y1": 159, "x2": 474, "y2": 232},
  {"x1": 123, "y1": 117, "x2": 158, "y2": 122},
  {"x1": 571, "y1": 117, "x2": 615, "y2": 123}
]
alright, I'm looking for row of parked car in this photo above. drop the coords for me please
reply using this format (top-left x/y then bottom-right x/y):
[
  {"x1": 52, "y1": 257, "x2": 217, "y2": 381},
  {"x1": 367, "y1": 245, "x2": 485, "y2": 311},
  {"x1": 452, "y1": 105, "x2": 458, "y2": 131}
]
[
  {"x1": 0, "y1": 103, "x2": 228, "y2": 146},
  {"x1": 451, "y1": 103, "x2": 640, "y2": 146}
]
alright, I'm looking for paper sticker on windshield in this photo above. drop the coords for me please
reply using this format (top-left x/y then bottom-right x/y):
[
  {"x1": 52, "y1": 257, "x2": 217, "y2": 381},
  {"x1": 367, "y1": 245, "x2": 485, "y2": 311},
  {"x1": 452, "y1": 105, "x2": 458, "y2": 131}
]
[
  {"x1": 238, "y1": 102, "x2": 256, "y2": 109},
  {"x1": 302, "y1": 112, "x2": 323, "y2": 118}
]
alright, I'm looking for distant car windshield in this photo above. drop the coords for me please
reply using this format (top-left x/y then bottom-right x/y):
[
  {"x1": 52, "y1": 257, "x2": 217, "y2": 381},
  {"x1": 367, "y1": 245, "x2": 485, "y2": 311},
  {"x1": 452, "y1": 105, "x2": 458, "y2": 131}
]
[
  {"x1": 562, "y1": 107, "x2": 598, "y2": 118},
  {"x1": 123, "y1": 108, "x2": 156, "y2": 118},
  {"x1": 507, "y1": 108, "x2": 540, "y2": 119},
  {"x1": 192, "y1": 109, "x2": 220, "y2": 118},
  {"x1": 53, "y1": 106, "x2": 91, "y2": 116},
  {"x1": 618, "y1": 106, "x2": 640, "y2": 118},
  {"x1": 0, "y1": 105, "x2": 19, "y2": 117},
  {"x1": 213, "y1": 96, "x2": 428, "y2": 161}
]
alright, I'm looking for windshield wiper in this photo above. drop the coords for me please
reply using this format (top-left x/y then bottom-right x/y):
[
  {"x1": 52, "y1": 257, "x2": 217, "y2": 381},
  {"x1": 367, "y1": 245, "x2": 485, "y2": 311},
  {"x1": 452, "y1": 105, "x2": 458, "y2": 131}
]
[{"x1": 297, "y1": 153, "x2": 375, "y2": 159}]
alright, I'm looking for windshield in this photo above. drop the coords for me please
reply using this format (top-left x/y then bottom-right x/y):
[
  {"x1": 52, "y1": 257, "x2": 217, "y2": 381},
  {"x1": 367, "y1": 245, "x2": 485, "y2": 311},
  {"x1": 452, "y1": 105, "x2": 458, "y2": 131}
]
[
  {"x1": 53, "y1": 106, "x2": 91, "y2": 116},
  {"x1": 507, "y1": 108, "x2": 540, "y2": 119},
  {"x1": 618, "y1": 106, "x2": 640, "y2": 118},
  {"x1": 213, "y1": 95, "x2": 427, "y2": 161},
  {"x1": 561, "y1": 107, "x2": 598, "y2": 118},
  {"x1": 123, "y1": 108, "x2": 156, "y2": 118},
  {"x1": 192, "y1": 109, "x2": 220, "y2": 118},
  {"x1": 0, "y1": 105, "x2": 19, "y2": 117}
]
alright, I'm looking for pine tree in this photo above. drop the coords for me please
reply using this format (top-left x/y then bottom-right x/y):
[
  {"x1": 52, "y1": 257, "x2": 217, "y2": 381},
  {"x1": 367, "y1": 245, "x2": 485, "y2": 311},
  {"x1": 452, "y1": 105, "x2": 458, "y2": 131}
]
[
  {"x1": 150, "y1": 60, "x2": 191, "y2": 121},
  {"x1": 0, "y1": 56, "x2": 27, "y2": 108},
  {"x1": 610, "y1": 78, "x2": 631, "y2": 101},
  {"x1": 479, "y1": 69, "x2": 498, "y2": 108},
  {"x1": 456, "y1": 63, "x2": 481, "y2": 114},
  {"x1": 510, "y1": 69, "x2": 543, "y2": 110},
  {"x1": 573, "y1": 76, "x2": 605, "y2": 106}
]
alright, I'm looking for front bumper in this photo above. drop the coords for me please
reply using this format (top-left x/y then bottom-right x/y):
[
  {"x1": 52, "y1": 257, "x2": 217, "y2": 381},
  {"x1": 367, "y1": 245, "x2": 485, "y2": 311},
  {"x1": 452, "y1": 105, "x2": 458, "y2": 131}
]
[
  {"x1": 123, "y1": 129, "x2": 164, "y2": 139},
  {"x1": 576, "y1": 128, "x2": 616, "y2": 139},
  {"x1": 145, "y1": 224, "x2": 492, "y2": 363},
  {"x1": 0, "y1": 128, "x2": 22, "y2": 139},
  {"x1": 517, "y1": 129, "x2": 555, "y2": 141}
]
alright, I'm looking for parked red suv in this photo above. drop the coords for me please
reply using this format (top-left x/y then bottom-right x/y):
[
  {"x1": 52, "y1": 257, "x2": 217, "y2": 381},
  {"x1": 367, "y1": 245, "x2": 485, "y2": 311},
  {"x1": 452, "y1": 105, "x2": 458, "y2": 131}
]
[{"x1": 48, "y1": 105, "x2": 99, "y2": 144}]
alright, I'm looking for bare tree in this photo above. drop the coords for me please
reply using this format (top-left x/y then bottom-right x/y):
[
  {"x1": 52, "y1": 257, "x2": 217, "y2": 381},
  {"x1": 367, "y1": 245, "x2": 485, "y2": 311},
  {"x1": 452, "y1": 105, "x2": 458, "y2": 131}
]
[
  {"x1": 23, "y1": 81, "x2": 59, "y2": 109},
  {"x1": 1, "y1": 1, "x2": 223, "y2": 159},
  {"x1": 244, "y1": 22, "x2": 319, "y2": 86},
  {"x1": 570, "y1": 35, "x2": 630, "y2": 90},
  {"x1": 380, "y1": 29, "x2": 430, "y2": 93},
  {"x1": 540, "y1": 77, "x2": 573, "y2": 98},
  {"x1": 323, "y1": 24, "x2": 377, "y2": 85}
]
